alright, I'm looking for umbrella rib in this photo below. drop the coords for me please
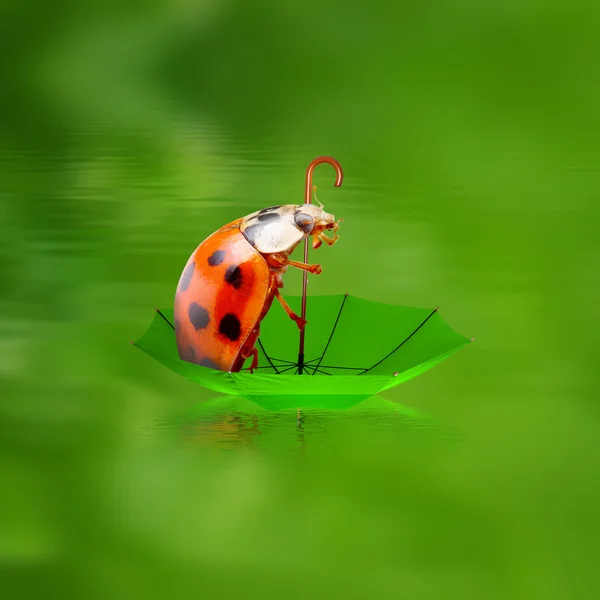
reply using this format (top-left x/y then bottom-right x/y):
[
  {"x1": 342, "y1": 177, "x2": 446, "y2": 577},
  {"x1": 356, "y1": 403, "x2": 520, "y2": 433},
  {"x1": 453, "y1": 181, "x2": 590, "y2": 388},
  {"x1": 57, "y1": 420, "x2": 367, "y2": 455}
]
[
  {"x1": 312, "y1": 367, "x2": 333, "y2": 376},
  {"x1": 268, "y1": 357, "x2": 299, "y2": 365},
  {"x1": 257, "y1": 338, "x2": 281, "y2": 374},
  {"x1": 312, "y1": 294, "x2": 348, "y2": 375},
  {"x1": 303, "y1": 363, "x2": 334, "y2": 376},
  {"x1": 303, "y1": 363, "x2": 318, "y2": 375},
  {"x1": 357, "y1": 307, "x2": 439, "y2": 375},
  {"x1": 156, "y1": 309, "x2": 175, "y2": 330},
  {"x1": 315, "y1": 365, "x2": 366, "y2": 371}
]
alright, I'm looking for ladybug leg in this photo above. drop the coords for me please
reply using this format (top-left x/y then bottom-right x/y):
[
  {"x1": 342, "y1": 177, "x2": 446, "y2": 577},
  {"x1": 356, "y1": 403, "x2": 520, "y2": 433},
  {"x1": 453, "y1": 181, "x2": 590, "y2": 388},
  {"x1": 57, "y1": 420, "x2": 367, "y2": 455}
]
[
  {"x1": 243, "y1": 346, "x2": 259, "y2": 373},
  {"x1": 283, "y1": 259, "x2": 323, "y2": 275},
  {"x1": 274, "y1": 288, "x2": 307, "y2": 329},
  {"x1": 240, "y1": 328, "x2": 260, "y2": 373},
  {"x1": 266, "y1": 254, "x2": 322, "y2": 275},
  {"x1": 315, "y1": 221, "x2": 340, "y2": 247},
  {"x1": 318, "y1": 231, "x2": 339, "y2": 246}
]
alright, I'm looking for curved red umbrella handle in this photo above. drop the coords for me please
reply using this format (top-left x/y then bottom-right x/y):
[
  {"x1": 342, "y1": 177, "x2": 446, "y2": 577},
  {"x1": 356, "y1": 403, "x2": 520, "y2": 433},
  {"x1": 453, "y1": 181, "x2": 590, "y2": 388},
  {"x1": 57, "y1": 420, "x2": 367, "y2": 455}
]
[
  {"x1": 298, "y1": 156, "x2": 344, "y2": 374},
  {"x1": 304, "y1": 156, "x2": 344, "y2": 204}
]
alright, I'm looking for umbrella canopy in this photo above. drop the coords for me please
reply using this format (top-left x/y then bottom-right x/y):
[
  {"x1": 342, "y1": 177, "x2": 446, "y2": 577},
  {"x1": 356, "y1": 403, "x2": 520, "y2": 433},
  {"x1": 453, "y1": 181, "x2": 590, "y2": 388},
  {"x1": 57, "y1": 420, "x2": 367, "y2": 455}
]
[{"x1": 132, "y1": 293, "x2": 472, "y2": 410}]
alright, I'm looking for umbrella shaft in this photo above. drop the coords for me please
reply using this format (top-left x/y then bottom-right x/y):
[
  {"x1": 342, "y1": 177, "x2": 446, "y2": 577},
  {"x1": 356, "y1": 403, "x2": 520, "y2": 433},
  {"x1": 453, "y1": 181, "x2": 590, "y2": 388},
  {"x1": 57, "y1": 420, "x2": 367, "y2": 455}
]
[{"x1": 298, "y1": 237, "x2": 309, "y2": 374}]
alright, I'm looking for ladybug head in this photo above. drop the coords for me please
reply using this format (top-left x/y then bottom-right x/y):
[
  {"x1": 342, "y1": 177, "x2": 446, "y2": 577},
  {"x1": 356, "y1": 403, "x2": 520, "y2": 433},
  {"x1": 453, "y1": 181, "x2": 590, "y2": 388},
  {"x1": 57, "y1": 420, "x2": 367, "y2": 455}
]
[
  {"x1": 293, "y1": 204, "x2": 342, "y2": 249},
  {"x1": 293, "y1": 203, "x2": 336, "y2": 234},
  {"x1": 239, "y1": 204, "x2": 341, "y2": 255}
]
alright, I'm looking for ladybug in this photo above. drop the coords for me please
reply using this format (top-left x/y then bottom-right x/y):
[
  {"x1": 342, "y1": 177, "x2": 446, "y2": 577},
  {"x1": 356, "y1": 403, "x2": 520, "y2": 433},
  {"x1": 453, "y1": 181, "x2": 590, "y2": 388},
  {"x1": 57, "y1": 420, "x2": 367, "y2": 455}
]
[{"x1": 174, "y1": 197, "x2": 341, "y2": 373}]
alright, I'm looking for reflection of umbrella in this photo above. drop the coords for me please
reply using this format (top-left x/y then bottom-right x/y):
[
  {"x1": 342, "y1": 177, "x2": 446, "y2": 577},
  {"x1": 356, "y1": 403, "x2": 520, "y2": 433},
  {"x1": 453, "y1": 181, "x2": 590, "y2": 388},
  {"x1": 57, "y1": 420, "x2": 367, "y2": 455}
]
[
  {"x1": 150, "y1": 394, "x2": 430, "y2": 451},
  {"x1": 131, "y1": 156, "x2": 473, "y2": 411},
  {"x1": 132, "y1": 294, "x2": 472, "y2": 410}
]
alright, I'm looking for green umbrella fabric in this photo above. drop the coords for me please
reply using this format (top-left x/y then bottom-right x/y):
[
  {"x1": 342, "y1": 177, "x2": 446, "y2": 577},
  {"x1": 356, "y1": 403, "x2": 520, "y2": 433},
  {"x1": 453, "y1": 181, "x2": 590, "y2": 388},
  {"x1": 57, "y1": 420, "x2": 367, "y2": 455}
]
[{"x1": 132, "y1": 294, "x2": 471, "y2": 410}]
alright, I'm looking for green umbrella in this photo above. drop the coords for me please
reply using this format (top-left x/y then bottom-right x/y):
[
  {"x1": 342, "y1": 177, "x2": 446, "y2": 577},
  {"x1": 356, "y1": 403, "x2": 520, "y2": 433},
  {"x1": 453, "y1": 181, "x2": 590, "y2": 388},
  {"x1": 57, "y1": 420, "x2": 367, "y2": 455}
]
[
  {"x1": 131, "y1": 157, "x2": 473, "y2": 410},
  {"x1": 132, "y1": 294, "x2": 472, "y2": 411}
]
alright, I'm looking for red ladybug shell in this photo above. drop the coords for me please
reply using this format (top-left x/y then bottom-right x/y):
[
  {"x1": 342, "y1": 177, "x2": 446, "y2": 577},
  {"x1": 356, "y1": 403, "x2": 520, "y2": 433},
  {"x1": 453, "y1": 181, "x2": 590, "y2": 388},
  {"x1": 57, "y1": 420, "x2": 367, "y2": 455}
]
[{"x1": 174, "y1": 217, "x2": 273, "y2": 372}]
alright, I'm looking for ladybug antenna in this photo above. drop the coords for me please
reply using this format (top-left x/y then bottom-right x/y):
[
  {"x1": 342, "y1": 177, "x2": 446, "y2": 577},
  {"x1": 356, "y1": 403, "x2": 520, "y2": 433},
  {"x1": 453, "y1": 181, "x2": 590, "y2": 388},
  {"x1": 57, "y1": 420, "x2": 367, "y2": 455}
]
[{"x1": 312, "y1": 185, "x2": 325, "y2": 209}]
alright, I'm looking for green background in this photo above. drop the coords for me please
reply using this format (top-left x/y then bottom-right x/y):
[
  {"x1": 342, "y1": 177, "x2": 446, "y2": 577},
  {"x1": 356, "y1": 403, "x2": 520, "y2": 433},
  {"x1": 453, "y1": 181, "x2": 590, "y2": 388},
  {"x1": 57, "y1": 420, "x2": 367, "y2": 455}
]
[{"x1": 2, "y1": 1, "x2": 599, "y2": 598}]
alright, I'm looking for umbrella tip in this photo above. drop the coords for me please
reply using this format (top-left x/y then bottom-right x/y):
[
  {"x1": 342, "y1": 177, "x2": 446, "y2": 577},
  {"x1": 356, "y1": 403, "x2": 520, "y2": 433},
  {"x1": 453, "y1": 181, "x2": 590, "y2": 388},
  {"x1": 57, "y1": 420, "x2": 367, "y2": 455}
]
[
  {"x1": 435, "y1": 306, "x2": 440, "y2": 311},
  {"x1": 129, "y1": 340, "x2": 134, "y2": 345},
  {"x1": 393, "y1": 371, "x2": 399, "y2": 377},
  {"x1": 344, "y1": 292, "x2": 349, "y2": 297},
  {"x1": 470, "y1": 337, "x2": 476, "y2": 342}
]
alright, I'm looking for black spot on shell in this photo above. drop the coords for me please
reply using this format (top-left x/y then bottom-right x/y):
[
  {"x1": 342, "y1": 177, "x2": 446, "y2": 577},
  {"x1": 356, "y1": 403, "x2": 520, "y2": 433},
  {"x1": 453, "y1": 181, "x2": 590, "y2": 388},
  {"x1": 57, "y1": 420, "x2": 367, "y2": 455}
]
[
  {"x1": 200, "y1": 358, "x2": 220, "y2": 370},
  {"x1": 207, "y1": 250, "x2": 226, "y2": 266},
  {"x1": 189, "y1": 302, "x2": 209, "y2": 330},
  {"x1": 294, "y1": 212, "x2": 315, "y2": 234},
  {"x1": 224, "y1": 265, "x2": 243, "y2": 289},
  {"x1": 179, "y1": 261, "x2": 194, "y2": 292},
  {"x1": 258, "y1": 206, "x2": 280, "y2": 214},
  {"x1": 257, "y1": 212, "x2": 280, "y2": 223},
  {"x1": 219, "y1": 313, "x2": 241, "y2": 341},
  {"x1": 242, "y1": 223, "x2": 262, "y2": 247}
]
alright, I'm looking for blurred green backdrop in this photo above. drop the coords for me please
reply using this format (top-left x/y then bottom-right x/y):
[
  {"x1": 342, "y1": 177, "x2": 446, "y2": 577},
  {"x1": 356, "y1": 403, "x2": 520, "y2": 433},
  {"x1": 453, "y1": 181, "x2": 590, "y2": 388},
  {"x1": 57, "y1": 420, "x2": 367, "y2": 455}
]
[{"x1": 2, "y1": 0, "x2": 600, "y2": 598}]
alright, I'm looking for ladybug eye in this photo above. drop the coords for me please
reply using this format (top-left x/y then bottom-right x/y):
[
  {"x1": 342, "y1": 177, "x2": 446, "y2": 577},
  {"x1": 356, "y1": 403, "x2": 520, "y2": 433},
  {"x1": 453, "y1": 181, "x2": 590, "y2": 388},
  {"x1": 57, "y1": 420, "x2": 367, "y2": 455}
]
[{"x1": 294, "y1": 212, "x2": 314, "y2": 234}]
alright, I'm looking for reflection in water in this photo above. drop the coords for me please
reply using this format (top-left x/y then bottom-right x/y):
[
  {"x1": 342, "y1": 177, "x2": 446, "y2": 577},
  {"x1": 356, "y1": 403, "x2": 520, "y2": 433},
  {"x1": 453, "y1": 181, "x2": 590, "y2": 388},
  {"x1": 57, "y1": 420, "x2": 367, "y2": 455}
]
[{"x1": 145, "y1": 395, "x2": 450, "y2": 456}]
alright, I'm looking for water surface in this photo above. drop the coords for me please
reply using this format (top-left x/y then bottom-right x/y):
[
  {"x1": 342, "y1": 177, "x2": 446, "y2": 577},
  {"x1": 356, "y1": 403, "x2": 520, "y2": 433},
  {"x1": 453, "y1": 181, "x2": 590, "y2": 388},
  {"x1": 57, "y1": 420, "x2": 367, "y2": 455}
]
[{"x1": 2, "y1": 2, "x2": 600, "y2": 598}]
